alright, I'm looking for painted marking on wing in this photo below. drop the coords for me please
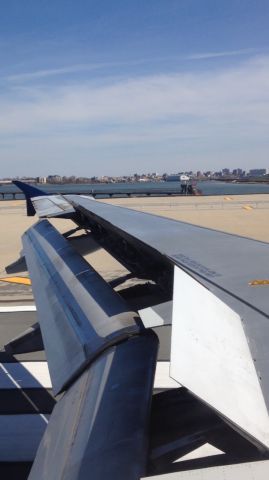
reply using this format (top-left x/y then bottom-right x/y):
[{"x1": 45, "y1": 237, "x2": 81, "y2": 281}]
[
  {"x1": 0, "y1": 276, "x2": 31, "y2": 286},
  {"x1": 249, "y1": 280, "x2": 269, "y2": 286}
]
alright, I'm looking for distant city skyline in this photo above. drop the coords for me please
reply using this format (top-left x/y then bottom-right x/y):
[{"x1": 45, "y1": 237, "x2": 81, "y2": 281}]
[
  {"x1": 1, "y1": 1, "x2": 269, "y2": 176},
  {"x1": 3, "y1": 166, "x2": 268, "y2": 183}
]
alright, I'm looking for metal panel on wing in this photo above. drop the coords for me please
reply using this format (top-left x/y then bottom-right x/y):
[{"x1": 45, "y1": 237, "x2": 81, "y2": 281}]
[
  {"x1": 32, "y1": 195, "x2": 75, "y2": 218},
  {"x1": 22, "y1": 220, "x2": 140, "y2": 395},
  {"x1": 170, "y1": 265, "x2": 269, "y2": 450},
  {"x1": 28, "y1": 332, "x2": 158, "y2": 480}
]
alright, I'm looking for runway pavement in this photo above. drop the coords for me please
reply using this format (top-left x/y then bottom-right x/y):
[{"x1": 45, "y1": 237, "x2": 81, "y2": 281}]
[
  {"x1": 0, "y1": 305, "x2": 52, "y2": 478},
  {"x1": 0, "y1": 292, "x2": 174, "y2": 479},
  {"x1": 0, "y1": 196, "x2": 268, "y2": 479}
]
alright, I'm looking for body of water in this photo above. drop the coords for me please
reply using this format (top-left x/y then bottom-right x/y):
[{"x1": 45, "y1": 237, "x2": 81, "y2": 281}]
[
  {"x1": 1, "y1": 180, "x2": 269, "y2": 199},
  {"x1": 196, "y1": 181, "x2": 269, "y2": 195}
]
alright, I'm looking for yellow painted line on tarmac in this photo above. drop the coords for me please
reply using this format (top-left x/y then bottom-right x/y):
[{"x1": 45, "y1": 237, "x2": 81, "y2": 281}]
[
  {"x1": 0, "y1": 276, "x2": 31, "y2": 286},
  {"x1": 243, "y1": 205, "x2": 253, "y2": 211},
  {"x1": 224, "y1": 197, "x2": 233, "y2": 201},
  {"x1": 249, "y1": 280, "x2": 269, "y2": 286}
]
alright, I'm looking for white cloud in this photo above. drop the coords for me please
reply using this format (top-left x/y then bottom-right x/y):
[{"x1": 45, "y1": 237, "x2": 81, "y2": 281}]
[
  {"x1": 6, "y1": 62, "x2": 123, "y2": 82},
  {"x1": 5, "y1": 48, "x2": 260, "y2": 82},
  {"x1": 1, "y1": 55, "x2": 269, "y2": 130},
  {"x1": 185, "y1": 48, "x2": 258, "y2": 60},
  {"x1": 0, "y1": 55, "x2": 269, "y2": 174}
]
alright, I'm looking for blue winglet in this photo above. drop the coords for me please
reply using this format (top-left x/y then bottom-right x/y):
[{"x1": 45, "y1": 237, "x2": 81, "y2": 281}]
[{"x1": 13, "y1": 181, "x2": 49, "y2": 216}]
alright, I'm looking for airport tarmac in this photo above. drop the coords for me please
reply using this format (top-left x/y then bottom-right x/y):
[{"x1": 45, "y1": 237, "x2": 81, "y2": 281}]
[
  {"x1": 0, "y1": 195, "x2": 268, "y2": 479},
  {"x1": 1, "y1": 194, "x2": 269, "y2": 292}
]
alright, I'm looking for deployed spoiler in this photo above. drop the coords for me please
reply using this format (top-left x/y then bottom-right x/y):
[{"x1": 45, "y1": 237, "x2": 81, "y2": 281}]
[{"x1": 22, "y1": 220, "x2": 158, "y2": 479}]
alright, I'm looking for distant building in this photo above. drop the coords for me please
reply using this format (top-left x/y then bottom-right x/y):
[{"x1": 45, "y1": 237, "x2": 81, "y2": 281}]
[
  {"x1": 47, "y1": 175, "x2": 62, "y2": 183},
  {"x1": 166, "y1": 175, "x2": 181, "y2": 182},
  {"x1": 37, "y1": 176, "x2": 47, "y2": 184},
  {"x1": 248, "y1": 169, "x2": 267, "y2": 177},
  {"x1": 222, "y1": 168, "x2": 230, "y2": 176},
  {"x1": 232, "y1": 169, "x2": 243, "y2": 176}
]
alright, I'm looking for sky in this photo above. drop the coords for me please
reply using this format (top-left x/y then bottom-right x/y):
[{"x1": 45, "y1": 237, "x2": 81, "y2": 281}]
[{"x1": 1, "y1": 0, "x2": 269, "y2": 177}]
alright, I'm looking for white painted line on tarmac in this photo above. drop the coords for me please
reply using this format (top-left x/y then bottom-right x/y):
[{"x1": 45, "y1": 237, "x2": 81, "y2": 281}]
[{"x1": 0, "y1": 305, "x2": 36, "y2": 313}]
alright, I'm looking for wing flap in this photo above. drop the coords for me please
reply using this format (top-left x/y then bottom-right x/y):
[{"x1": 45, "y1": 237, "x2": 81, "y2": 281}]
[
  {"x1": 22, "y1": 220, "x2": 139, "y2": 394},
  {"x1": 28, "y1": 332, "x2": 158, "y2": 480}
]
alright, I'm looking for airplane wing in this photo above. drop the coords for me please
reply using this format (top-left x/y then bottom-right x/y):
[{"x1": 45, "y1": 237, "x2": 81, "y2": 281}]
[
  {"x1": 64, "y1": 194, "x2": 269, "y2": 450},
  {"x1": 22, "y1": 219, "x2": 158, "y2": 479},
  {"x1": 13, "y1": 181, "x2": 269, "y2": 477}
]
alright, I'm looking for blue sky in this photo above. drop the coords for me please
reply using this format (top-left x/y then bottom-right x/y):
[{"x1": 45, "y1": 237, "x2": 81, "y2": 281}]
[{"x1": 1, "y1": 0, "x2": 269, "y2": 176}]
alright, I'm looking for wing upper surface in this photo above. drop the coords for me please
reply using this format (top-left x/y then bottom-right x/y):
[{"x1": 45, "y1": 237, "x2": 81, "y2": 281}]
[
  {"x1": 67, "y1": 194, "x2": 269, "y2": 316},
  {"x1": 66, "y1": 195, "x2": 269, "y2": 420}
]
